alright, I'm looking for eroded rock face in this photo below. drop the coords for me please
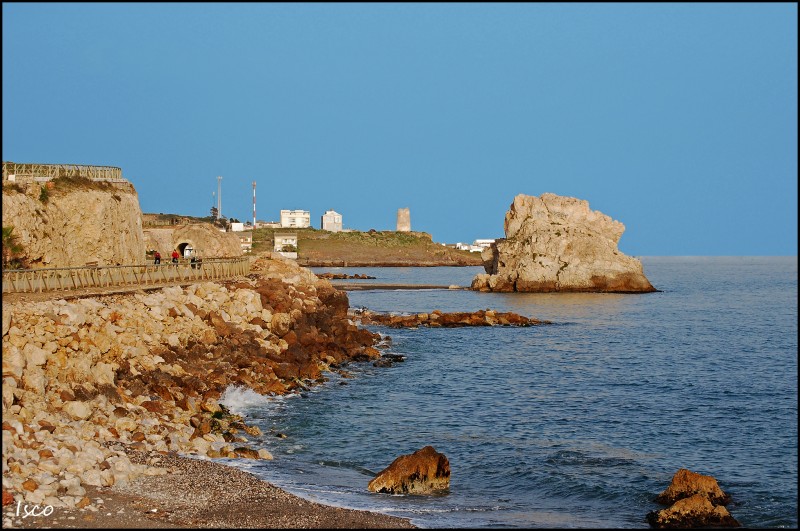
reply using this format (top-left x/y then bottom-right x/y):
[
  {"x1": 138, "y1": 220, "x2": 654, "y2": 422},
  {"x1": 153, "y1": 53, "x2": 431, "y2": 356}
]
[
  {"x1": 368, "y1": 446, "x2": 450, "y2": 495},
  {"x1": 2, "y1": 180, "x2": 146, "y2": 267},
  {"x1": 471, "y1": 193, "x2": 656, "y2": 293}
]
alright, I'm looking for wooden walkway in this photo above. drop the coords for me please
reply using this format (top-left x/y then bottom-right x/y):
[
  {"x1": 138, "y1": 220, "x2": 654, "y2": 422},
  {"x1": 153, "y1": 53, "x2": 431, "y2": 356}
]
[{"x1": 1, "y1": 258, "x2": 250, "y2": 294}]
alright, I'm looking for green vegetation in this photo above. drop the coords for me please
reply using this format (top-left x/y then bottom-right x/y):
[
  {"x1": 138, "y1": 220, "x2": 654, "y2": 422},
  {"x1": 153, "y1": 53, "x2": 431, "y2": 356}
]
[
  {"x1": 250, "y1": 227, "x2": 481, "y2": 266},
  {"x1": 39, "y1": 185, "x2": 49, "y2": 203},
  {"x1": 2, "y1": 226, "x2": 27, "y2": 269}
]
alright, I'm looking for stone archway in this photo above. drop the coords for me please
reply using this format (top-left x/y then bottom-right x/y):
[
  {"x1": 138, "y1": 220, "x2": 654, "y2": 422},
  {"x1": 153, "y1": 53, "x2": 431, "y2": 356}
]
[{"x1": 177, "y1": 241, "x2": 195, "y2": 258}]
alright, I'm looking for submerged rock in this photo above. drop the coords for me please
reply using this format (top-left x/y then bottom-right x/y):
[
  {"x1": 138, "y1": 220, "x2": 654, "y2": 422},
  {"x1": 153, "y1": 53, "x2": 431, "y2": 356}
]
[
  {"x1": 471, "y1": 193, "x2": 657, "y2": 293},
  {"x1": 368, "y1": 446, "x2": 450, "y2": 495}
]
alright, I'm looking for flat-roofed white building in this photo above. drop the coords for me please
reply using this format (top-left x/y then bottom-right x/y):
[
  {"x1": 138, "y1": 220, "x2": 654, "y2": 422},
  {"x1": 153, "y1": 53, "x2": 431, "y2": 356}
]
[
  {"x1": 321, "y1": 209, "x2": 343, "y2": 232},
  {"x1": 273, "y1": 232, "x2": 298, "y2": 259},
  {"x1": 280, "y1": 210, "x2": 311, "y2": 228}
]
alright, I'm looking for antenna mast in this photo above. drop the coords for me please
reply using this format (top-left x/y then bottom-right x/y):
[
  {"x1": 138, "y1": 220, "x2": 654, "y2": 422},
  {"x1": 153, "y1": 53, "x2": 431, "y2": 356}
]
[
  {"x1": 252, "y1": 181, "x2": 257, "y2": 227},
  {"x1": 216, "y1": 176, "x2": 222, "y2": 220}
]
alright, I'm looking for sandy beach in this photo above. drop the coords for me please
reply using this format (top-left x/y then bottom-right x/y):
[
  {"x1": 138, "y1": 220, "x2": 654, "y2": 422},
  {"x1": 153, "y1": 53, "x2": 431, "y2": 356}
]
[{"x1": 3, "y1": 448, "x2": 415, "y2": 529}]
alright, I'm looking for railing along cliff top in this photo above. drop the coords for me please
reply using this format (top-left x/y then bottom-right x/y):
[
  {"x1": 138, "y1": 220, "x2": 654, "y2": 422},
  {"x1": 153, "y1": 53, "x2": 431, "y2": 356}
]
[
  {"x1": 2, "y1": 257, "x2": 250, "y2": 294},
  {"x1": 2, "y1": 162, "x2": 126, "y2": 183}
]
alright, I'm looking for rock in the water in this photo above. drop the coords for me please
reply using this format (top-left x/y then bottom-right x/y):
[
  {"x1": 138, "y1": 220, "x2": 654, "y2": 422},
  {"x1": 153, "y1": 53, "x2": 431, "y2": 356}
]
[
  {"x1": 655, "y1": 468, "x2": 731, "y2": 506},
  {"x1": 646, "y1": 493, "x2": 740, "y2": 528},
  {"x1": 648, "y1": 469, "x2": 739, "y2": 528},
  {"x1": 368, "y1": 446, "x2": 450, "y2": 495},
  {"x1": 471, "y1": 193, "x2": 657, "y2": 293}
]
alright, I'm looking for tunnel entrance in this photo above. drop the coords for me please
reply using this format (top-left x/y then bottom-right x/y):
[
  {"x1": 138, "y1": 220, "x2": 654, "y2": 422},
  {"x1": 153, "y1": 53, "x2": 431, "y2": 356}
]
[{"x1": 177, "y1": 242, "x2": 195, "y2": 258}]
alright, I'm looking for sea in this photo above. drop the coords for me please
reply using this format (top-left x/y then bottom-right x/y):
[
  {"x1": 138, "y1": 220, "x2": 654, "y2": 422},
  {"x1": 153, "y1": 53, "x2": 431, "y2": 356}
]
[{"x1": 218, "y1": 256, "x2": 798, "y2": 528}]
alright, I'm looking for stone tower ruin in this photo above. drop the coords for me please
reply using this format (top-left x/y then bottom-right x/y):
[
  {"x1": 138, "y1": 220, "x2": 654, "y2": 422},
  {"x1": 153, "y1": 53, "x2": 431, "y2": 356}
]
[{"x1": 396, "y1": 208, "x2": 411, "y2": 232}]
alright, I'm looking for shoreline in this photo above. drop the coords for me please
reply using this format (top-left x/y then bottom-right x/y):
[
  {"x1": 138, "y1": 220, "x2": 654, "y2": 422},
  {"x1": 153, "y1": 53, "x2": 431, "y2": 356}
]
[
  {"x1": 2, "y1": 254, "x2": 420, "y2": 529},
  {"x1": 330, "y1": 282, "x2": 468, "y2": 291},
  {"x1": 4, "y1": 448, "x2": 415, "y2": 529}
]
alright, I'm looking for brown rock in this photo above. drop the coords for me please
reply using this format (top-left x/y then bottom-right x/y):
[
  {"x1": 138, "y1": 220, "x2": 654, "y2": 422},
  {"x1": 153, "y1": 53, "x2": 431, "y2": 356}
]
[
  {"x1": 37, "y1": 420, "x2": 57, "y2": 433},
  {"x1": 2, "y1": 489, "x2": 14, "y2": 506},
  {"x1": 655, "y1": 468, "x2": 731, "y2": 506},
  {"x1": 22, "y1": 479, "x2": 38, "y2": 492},
  {"x1": 208, "y1": 311, "x2": 235, "y2": 337},
  {"x1": 76, "y1": 496, "x2": 91, "y2": 509},
  {"x1": 233, "y1": 447, "x2": 260, "y2": 459},
  {"x1": 60, "y1": 389, "x2": 76, "y2": 402},
  {"x1": 140, "y1": 400, "x2": 166, "y2": 414},
  {"x1": 368, "y1": 445, "x2": 450, "y2": 494},
  {"x1": 647, "y1": 493, "x2": 740, "y2": 528}
]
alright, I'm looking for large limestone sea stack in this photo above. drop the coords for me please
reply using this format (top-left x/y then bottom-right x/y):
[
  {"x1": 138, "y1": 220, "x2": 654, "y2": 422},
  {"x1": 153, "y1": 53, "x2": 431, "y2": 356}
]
[{"x1": 472, "y1": 193, "x2": 657, "y2": 293}]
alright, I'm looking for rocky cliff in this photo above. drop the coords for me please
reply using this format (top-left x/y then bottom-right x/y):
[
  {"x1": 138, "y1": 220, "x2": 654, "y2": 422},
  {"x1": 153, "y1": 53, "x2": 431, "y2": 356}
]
[
  {"x1": 471, "y1": 193, "x2": 656, "y2": 293},
  {"x1": 2, "y1": 179, "x2": 145, "y2": 267}
]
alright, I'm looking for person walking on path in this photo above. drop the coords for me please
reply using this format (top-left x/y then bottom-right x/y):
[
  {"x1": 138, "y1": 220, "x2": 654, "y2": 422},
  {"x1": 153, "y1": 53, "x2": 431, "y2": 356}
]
[
  {"x1": 154, "y1": 251, "x2": 161, "y2": 265},
  {"x1": 171, "y1": 249, "x2": 180, "y2": 264}
]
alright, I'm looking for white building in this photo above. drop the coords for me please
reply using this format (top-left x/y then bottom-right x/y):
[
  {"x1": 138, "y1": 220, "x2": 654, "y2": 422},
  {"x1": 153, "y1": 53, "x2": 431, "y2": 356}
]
[
  {"x1": 229, "y1": 222, "x2": 245, "y2": 232},
  {"x1": 273, "y1": 232, "x2": 298, "y2": 259},
  {"x1": 321, "y1": 209, "x2": 343, "y2": 232},
  {"x1": 239, "y1": 233, "x2": 253, "y2": 253},
  {"x1": 455, "y1": 239, "x2": 496, "y2": 253},
  {"x1": 280, "y1": 210, "x2": 311, "y2": 228}
]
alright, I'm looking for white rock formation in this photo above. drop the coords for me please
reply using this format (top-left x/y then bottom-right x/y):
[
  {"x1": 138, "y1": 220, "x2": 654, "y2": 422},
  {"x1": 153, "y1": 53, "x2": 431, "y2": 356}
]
[{"x1": 472, "y1": 193, "x2": 656, "y2": 293}]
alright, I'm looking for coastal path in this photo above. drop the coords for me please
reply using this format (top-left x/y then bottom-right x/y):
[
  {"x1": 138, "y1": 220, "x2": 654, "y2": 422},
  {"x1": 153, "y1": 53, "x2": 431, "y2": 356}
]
[{"x1": 1, "y1": 257, "x2": 250, "y2": 295}]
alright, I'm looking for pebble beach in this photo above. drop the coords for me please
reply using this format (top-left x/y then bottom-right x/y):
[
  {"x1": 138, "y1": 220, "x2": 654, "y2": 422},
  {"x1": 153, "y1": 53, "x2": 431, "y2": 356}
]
[{"x1": 5, "y1": 449, "x2": 414, "y2": 528}]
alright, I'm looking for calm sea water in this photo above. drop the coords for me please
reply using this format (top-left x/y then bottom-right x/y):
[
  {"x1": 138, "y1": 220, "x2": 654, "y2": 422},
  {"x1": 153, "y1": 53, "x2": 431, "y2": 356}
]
[{"x1": 219, "y1": 257, "x2": 798, "y2": 528}]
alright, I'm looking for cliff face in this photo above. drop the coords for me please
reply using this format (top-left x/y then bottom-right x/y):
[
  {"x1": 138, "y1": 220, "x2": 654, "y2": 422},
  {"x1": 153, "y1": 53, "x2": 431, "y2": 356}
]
[
  {"x1": 472, "y1": 193, "x2": 656, "y2": 293},
  {"x1": 2, "y1": 180, "x2": 145, "y2": 267}
]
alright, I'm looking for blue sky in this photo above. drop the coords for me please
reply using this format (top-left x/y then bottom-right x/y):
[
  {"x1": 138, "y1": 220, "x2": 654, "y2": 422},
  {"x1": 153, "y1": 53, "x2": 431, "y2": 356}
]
[{"x1": 3, "y1": 3, "x2": 797, "y2": 256}]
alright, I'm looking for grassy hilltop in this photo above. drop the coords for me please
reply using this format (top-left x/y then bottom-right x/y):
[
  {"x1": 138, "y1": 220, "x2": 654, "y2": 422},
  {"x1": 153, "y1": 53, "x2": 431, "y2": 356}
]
[{"x1": 252, "y1": 227, "x2": 483, "y2": 267}]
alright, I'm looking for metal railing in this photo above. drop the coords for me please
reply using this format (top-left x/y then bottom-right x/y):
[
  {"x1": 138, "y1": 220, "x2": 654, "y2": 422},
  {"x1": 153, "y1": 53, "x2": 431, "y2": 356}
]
[
  {"x1": 2, "y1": 162, "x2": 126, "y2": 183},
  {"x1": 2, "y1": 258, "x2": 250, "y2": 294}
]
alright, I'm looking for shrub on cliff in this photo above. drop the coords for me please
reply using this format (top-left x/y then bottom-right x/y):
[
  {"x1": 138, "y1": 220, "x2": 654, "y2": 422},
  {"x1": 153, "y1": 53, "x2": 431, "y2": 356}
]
[{"x1": 2, "y1": 225, "x2": 27, "y2": 269}]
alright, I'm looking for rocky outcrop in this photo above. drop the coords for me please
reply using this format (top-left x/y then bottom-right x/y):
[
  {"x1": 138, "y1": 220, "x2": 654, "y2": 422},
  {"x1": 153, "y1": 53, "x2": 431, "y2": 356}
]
[
  {"x1": 2, "y1": 179, "x2": 145, "y2": 267},
  {"x1": 367, "y1": 446, "x2": 450, "y2": 494},
  {"x1": 647, "y1": 494, "x2": 740, "y2": 528},
  {"x1": 655, "y1": 468, "x2": 731, "y2": 506},
  {"x1": 354, "y1": 309, "x2": 550, "y2": 328},
  {"x1": 471, "y1": 193, "x2": 656, "y2": 293},
  {"x1": 1, "y1": 254, "x2": 387, "y2": 512},
  {"x1": 647, "y1": 469, "x2": 740, "y2": 528}
]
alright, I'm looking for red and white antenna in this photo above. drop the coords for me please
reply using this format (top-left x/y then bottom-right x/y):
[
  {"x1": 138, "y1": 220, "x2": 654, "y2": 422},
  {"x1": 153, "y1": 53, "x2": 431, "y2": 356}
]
[{"x1": 252, "y1": 181, "x2": 256, "y2": 227}]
